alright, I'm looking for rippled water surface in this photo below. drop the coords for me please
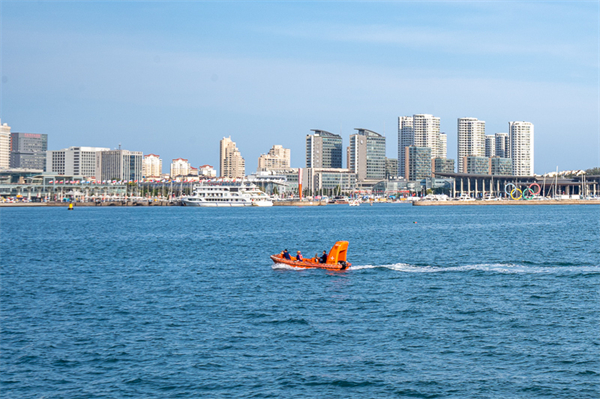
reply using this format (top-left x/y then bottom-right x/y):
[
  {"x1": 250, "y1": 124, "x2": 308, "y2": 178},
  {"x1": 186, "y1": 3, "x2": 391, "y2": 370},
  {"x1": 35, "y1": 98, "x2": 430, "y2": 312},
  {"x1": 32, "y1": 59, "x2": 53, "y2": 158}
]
[{"x1": 1, "y1": 204, "x2": 599, "y2": 398}]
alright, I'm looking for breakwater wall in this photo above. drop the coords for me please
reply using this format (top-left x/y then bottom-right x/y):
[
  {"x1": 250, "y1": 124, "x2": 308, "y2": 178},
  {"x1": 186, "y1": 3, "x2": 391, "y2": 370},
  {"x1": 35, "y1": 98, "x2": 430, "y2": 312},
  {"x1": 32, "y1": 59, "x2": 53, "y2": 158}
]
[{"x1": 413, "y1": 199, "x2": 599, "y2": 206}]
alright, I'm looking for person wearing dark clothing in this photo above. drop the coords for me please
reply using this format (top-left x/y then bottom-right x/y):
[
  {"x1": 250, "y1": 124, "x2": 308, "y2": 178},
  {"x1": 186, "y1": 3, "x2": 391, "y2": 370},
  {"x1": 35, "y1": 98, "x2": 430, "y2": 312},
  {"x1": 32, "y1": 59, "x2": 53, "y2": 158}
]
[
  {"x1": 296, "y1": 251, "x2": 303, "y2": 261},
  {"x1": 319, "y1": 250, "x2": 328, "y2": 264},
  {"x1": 283, "y1": 249, "x2": 292, "y2": 260}
]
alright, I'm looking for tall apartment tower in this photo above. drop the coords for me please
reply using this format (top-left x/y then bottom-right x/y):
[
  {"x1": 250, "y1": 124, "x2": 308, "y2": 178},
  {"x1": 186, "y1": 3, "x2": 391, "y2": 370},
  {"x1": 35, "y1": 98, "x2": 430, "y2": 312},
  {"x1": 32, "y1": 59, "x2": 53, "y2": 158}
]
[
  {"x1": 0, "y1": 120, "x2": 10, "y2": 169},
  {"x1": 10, "y1": 132, "x2": 48, "y2": 170},
  {"x1": 484, "y1": 135, "x2": 496, "y2": 158},
  {"x1": 220, "y1": 136, "x2": 245, "y2": 178},
  {"x1": 457, "y1": 117, "x2": 485, "y2": 173},
  {"x1": 257, "y1": 145, "x2": 291, "y2": 171},
  {"x1": 306, "y1": 130, "x2": 342, "y2": 169},
  {"x1": 509, "y1": 121, "x2": 534, "y2": 176},
  {"x1": 143, "y1": 154, "x2": 162, "y2": 178},
  {"x1": 494, "y1": 133, "x2": 510, "y2": 158},
  {"x1": 348, "y1": 128, "x2": 386, "y2": 182},
  {"x1": 398, "y1": 114, "x2": 442, "y2": 178}
]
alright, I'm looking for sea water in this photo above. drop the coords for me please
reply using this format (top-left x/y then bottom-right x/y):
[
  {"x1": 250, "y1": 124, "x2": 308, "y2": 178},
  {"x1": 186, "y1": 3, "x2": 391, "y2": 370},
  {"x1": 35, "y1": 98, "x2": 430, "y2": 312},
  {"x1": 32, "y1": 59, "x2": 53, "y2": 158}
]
[{"x1": 1, "y1": 204, "x2": 598, "y2": 398}]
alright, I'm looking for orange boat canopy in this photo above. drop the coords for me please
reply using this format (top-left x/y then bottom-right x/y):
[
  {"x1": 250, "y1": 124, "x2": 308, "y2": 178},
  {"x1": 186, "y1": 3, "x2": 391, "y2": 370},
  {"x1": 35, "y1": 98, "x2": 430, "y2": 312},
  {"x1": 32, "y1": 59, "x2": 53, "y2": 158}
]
[{"x1": 270, "y1": 241, "x2": 351, "y2": 270}]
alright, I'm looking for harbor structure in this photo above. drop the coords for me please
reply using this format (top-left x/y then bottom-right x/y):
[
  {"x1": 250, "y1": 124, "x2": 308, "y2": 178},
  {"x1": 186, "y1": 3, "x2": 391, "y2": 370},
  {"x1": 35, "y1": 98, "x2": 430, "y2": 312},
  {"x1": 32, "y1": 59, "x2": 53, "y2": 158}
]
[
  {"x1": 306, "y1": 130, "x2": 343, "y2": 169},
  {"x1": 405, "y1": 146, "x2": 432, "y2": 181},
  {"x1": 494, "y1": 133, "x2": 510, "y2": 158},
  {"x1": 97, "y1": 149, "x2": 143, "y2": 181},
  {"x1": 348, "y1": 128, "x2": 386, "y2": 183},
  {"x1": 485, "y1": 135, "x2": 496, "y2": 158},
  {"x1": 398, "y1": 114, "x2": 443, "y2": 178},
  {"x1": 143, "y1": 154, "x2": 162, "y2": 178},
  {"x1": 509, "y1": 121, "x2": 534, "y2": 176},
  {"x1": 457, "y1": 117, "x2": 485, "y2": 173},
  {"x1": 47, "y1": 146, "x2": 110, "y2": 178},
  {"x1": 9, "y1": 132, "x2": 48, "y2": 170},
  {"x1": 220, "y1": 137, "x2": 245, "y2": 179},
  {"x1": 257, "y1": 145, "x2": 291, "y2": 172},
  {"x1": 0, "y1": 120, "x2": 10, "y2": 169}
]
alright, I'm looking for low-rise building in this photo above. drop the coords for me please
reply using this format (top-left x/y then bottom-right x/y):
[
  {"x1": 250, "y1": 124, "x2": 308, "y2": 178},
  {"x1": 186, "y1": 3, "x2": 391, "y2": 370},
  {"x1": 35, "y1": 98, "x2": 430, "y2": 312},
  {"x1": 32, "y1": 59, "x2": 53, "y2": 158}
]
[
  {"x1": 303, "y1": 168, "x2": 356, "y2": 194},
  {"x1": 47, "y1": 146, "x2": 109, "y2": 178},
  {"x1": 199, "y1": 164, "x2": 217, "y2": 178},
  {"x1": 463, "y1": 156, "x2": 490, "y2": 175},
  {"x1": 433, "y1": 158, "x2": 455, "y2": 174},
  {"x1": 490, "y1": 157, "x2": 513, "y2": 175},
  {"x1": 170, "y1": 158, "x2": 191, "y2": 178},
  {"x1": 257, "y1": 145, "x2": 291, "y2": 171},
  {"x1": 97, "y1": 149, "x2": 143, "y2": 181}
]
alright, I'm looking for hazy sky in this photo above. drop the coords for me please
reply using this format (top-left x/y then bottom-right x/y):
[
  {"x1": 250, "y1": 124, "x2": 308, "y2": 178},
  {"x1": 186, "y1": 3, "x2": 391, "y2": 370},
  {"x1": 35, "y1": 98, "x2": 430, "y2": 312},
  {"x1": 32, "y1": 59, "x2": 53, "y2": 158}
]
[{"x1": 1, "y1": 1, "x2": 598, "y2": 174}]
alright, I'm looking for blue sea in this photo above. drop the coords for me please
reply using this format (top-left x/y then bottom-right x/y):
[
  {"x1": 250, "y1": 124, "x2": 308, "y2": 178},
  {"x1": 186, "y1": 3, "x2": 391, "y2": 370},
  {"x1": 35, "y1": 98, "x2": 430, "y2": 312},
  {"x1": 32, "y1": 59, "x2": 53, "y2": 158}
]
[{"x1": 1, "y1": 204, "x2": 599, "y2": 398}]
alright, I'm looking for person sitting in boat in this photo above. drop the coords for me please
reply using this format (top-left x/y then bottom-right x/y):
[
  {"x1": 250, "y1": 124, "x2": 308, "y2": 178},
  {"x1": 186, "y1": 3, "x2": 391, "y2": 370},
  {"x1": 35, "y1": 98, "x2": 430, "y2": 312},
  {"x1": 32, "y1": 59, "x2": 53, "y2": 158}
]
[
  {"x1": 296, "y1": 251, "x2": 303, "y2": 261},
  {"x1": 282, "y1": 249, "x2": 292, "y2": 260},
  {"x1": 314, "y1": 253, "x2": 319, "y2": 263},
  {"x1": 319, "y1": 250, "x2": 328, "y2": 264}
]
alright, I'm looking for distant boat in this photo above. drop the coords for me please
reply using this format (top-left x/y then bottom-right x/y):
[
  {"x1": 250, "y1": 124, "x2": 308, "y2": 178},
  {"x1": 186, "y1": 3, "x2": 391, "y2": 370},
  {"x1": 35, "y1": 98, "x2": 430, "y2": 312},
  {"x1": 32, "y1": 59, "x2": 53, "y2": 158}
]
[{"x1": 181, "y1": 182, "x2": 272, "y2": 207}]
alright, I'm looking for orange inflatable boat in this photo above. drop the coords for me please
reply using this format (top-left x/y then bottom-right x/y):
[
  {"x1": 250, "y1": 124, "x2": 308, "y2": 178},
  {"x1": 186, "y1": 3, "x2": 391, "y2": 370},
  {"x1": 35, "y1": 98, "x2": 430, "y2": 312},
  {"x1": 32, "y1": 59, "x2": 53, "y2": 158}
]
[{"x1": 270, "y1": 241, "x2": 351, "y2": 270}]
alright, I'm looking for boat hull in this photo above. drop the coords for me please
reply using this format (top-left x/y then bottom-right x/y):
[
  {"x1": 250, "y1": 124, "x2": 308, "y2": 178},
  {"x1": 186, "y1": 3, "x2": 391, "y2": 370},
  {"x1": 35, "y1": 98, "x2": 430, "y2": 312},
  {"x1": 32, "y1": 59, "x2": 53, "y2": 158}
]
[{"x1": 270, "y1": 255, "x2": 350, "y2": 270}]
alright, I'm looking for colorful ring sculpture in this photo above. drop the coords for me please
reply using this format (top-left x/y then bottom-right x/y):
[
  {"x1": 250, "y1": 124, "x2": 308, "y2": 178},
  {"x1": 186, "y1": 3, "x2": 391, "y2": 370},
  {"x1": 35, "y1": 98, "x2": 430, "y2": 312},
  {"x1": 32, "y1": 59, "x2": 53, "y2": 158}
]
[
  {"x1": 510, "y1": 188, "x2": 523, "y2": 200},
  {"x1": 504, "y1": 183, "x2": 516, "y2": 196},
  {"x1": 522, "y1": 187, "x2": 535, "y2": 200},
  {"x1": 529, "y1": 183, "x2": 541, "y2": 195}
]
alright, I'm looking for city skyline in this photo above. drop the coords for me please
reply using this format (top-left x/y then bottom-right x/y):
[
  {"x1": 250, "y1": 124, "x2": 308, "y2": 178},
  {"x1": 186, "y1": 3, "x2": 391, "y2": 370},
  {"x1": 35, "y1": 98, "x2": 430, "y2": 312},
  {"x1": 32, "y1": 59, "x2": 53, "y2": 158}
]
[{"x1": 1, "y1": 2, "x2": 598, "y2": 173}]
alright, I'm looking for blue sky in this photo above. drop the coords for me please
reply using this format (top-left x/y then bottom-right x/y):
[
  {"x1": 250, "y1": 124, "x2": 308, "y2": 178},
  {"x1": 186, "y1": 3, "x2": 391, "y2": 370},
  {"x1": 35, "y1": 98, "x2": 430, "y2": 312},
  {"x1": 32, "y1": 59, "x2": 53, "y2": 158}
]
[{"x1": 1, "y1": 0, "x2": 598, "y2": 174}]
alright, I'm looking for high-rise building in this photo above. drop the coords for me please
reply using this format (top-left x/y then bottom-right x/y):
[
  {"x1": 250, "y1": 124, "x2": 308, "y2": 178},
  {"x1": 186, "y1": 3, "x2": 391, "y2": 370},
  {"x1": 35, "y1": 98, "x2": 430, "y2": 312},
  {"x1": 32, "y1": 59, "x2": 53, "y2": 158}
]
[
  {"x1": 490, "y1": 157, "x2": 513, "y2": 175},
  {"x1": 398, "y1": 114, "x2": 442, "y2": 178},
  {"x1": 46, "y1": 146, "x2": 109, "y2": 177},
  {"x1": 9, "y1": 132, "x2": 48, "y2": 170},
  {"x1": 170, "y1": 158, "x2": 191, "y2": 178},
  {"x1": 433, "y1": 158, "x2": 455, "y2": 174},
  {"x1": 220, "y1": 137, "x2": 245, "y2": 178},
  {"x1": 438, "y1": 132, "x2": 447, "y2": 159},
  {"x1": 306, "y1": 130, "x2": 343, "y2": 169},
  {"x1": 494, "y1": 133, "x2": 510, "y2": 158},
  {"x1": 485, "y1": 135, "x2": 496, "y2": 158},
  {"x1": 348, "y1": 128, "x2": 386, "y2": 182},
  {"x1": 97, "y1": 149, "x2": 143, "y2": 181},
  {"x1": 257, "y1": 145, "x2": 291, "y2": 171},
  {"x1": 405, "y1": 146, "x2": 432, "y2": 181},
  {"x1": 0, "y1": 120, "x2": 10, "y2": 169},
  {"x1": 463, "y1": 156, "x2": 490, "y2": 175},
  {"x1": 143, "y1": 154, "x2": 162, "y2": 178},
  {"x1": 385, "y1": 158, "x2": 398, "y2": 179},
  {"x1": 509, "y1": 121, "x2": 534, "y2": 176},
  {"x1": 457, "y1": 117, "x2": 485, "y2": 173}
]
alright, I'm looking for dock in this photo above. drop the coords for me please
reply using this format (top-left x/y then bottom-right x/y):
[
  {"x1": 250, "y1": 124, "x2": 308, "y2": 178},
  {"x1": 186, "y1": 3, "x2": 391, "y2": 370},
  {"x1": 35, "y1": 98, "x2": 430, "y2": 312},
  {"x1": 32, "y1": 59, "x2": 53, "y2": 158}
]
[{"x1": 412, "y1": 199, "x2": 600, "y2": 206}]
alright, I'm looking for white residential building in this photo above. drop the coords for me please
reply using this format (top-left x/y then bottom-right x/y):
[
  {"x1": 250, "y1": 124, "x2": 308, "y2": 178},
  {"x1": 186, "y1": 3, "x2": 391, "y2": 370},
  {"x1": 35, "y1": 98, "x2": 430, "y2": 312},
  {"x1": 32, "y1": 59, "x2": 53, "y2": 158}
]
[
  {"x1": 494, "y1": 133, "x2": 510, "y2": 158},
  {"x1": 457, "y1": 117, "x2": 485, "y2": 173},
  {"x1": 0, "y1": 120, "x2": 11, "y2": 169},
  {"x1": 220, "y1": 136, "x2": 245, "y2": 178},
  {"x1": 485, "y1": 135, "x2": 496, "y2": 158},
  {"x1": 398, "y1": 114, "x2": 442, "y2": 178},
  {"x1": 257, "y1": 144, "x2": 291, "y2": 171},
  {"x1": 170, "y1": 158, "x2": 191, "y2": 178},
  {"x1": 143, "y1": 154, "x2": 162, "y2": 178},
  {"x1": 46, "y1": 146, "x2": 109, "y2": 177},
  {"x1": 199, "y1": 164, "x2": 217, "y2": 178},
  {"x1": 509, "y1": 121, "x2": 534, "y2": 176}
]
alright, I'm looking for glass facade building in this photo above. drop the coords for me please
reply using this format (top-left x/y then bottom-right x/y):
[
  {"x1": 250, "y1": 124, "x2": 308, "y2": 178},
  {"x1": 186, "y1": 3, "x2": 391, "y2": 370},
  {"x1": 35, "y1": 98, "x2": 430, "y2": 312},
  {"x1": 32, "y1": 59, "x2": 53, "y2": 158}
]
[
  {"x1": 405, "y1": 146, "x2": 432, "y2": 181},
  {"x1": 434, "y1": 158, "x2": 455, "y2": 174},
  {"x1": 463, "y1": 156, "x2": 490, "y2": 175},
  {"x1": 9, "y1": 133, "x2": 48, "y2": 170},
  {"x1": 306, "y1": 130, "x2": 342, "y2": 169},
  {"x1": 349, "y1": 129, "x2": 386, "y2": 182},
  {"x1": 490, "y1": 157, "x2": 513, "y2": 175}
]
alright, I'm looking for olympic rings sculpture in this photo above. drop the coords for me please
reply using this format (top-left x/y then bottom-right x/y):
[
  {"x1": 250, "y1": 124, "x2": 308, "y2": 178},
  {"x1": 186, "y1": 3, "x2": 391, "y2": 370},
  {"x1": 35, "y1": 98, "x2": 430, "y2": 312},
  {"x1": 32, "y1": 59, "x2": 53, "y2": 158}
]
[{"x1": 504, "y1": 183, "x2": 541, "y2": 200}]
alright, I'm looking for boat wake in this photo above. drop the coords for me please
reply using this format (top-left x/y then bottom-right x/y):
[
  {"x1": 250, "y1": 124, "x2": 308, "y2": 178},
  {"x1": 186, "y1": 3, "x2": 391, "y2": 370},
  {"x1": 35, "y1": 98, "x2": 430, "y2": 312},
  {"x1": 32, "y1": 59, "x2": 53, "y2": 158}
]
[{"x1": 349, "y1": 263, "x2": 600, "y2": 274}]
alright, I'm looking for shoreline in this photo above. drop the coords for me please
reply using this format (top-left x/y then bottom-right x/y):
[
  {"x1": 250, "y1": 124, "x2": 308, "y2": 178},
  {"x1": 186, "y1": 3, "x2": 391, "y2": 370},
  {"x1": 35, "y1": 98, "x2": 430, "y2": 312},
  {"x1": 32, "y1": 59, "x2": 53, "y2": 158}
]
[{"x1": 412, "y1": 199, "x2": 600, "y2": 206}]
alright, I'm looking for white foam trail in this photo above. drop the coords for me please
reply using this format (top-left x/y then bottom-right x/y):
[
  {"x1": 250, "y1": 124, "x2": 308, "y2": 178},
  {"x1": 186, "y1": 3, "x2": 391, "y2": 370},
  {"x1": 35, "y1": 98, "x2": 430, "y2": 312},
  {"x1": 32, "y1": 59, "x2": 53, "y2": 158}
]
[
  {"x1": 271, "y1": 263, "x2": 300, "y2": 270},
  {"x1": 348, "y1": 263, "x2": 600, "y2": 274}
]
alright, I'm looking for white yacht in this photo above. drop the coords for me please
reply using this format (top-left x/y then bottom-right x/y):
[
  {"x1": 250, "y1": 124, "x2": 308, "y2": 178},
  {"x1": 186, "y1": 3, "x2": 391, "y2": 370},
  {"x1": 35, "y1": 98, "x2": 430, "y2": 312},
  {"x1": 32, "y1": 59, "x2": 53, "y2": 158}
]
[{"x1": 181, "y1": 182, "x2": 273, "y2": 207}]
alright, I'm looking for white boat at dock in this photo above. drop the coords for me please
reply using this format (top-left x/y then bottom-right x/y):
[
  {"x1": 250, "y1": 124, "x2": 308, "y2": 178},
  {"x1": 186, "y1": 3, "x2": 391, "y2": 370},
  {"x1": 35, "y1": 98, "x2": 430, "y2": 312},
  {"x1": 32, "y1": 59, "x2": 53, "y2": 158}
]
[{"x1": 181, "y1": 182, "x2": 273, "y2": 207}]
